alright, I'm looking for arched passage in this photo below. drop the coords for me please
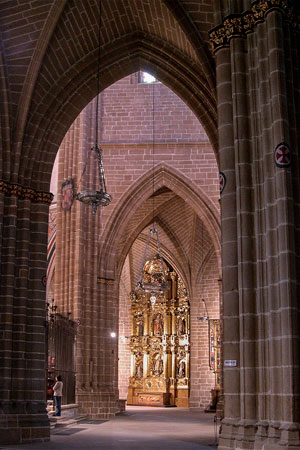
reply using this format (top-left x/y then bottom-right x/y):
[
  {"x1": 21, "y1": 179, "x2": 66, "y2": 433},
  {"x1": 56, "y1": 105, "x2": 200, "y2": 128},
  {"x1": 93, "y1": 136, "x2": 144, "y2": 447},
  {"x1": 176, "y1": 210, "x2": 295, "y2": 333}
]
[
  {"x1": 23, "y1": 40, "x2": 217, "y2": 192},
  {"x1": 110, "y1": 163, "x2": 221, "y2": 408},
  {"x1": 48, "y1": 71, "x2": 220, "y2": 419},
  {"x1": 0, "y1": 1, "x2": 299, "y2": 448},
  {"x1": 0, "y1": 1, "x2": 221, "y2": 444},
  {"x1": 1, "y1": 3, "x2": 217, "y2": 189},
  {"x1": 99, "y1": 162, "x2": 220, "y2": 280}
]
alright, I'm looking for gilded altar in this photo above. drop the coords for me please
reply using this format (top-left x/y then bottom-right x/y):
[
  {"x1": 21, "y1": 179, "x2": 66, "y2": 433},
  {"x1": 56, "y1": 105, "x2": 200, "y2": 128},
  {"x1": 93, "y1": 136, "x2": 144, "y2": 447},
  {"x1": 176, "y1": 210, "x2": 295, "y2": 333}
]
[{"x1": 127, "y1": 258, "x2": 190, "y2": 407}]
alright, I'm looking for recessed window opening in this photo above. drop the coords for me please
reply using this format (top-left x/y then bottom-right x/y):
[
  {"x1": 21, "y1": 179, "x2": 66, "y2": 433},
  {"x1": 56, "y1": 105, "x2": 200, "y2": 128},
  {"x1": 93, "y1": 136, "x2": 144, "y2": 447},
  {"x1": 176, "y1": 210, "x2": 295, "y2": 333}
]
[{"x1": 139, "y1": 71, "x2": 158, "y2": 84}]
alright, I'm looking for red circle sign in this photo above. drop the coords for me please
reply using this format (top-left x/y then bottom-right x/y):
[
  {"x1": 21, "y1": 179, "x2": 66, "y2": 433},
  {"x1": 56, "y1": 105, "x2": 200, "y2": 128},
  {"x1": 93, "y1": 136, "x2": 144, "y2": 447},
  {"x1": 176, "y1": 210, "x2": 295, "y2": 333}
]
[
  {"x1": 274, "y1": 142, "x2": 291, "y2": 167},
  {"x1": 219, "y1": 172, "x2": 226, "y2": 194}
]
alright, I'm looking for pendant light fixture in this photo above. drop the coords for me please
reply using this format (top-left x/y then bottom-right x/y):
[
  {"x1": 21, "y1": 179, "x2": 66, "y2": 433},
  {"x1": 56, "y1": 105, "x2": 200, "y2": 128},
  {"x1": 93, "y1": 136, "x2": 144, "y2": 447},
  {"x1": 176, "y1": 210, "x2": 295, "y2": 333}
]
[
  {"x1": 76, "y1": 0, "x2": 111, "y2": 215},
  {"x1": 136, "y1": 78, "x2": 168, "y2": 306}
]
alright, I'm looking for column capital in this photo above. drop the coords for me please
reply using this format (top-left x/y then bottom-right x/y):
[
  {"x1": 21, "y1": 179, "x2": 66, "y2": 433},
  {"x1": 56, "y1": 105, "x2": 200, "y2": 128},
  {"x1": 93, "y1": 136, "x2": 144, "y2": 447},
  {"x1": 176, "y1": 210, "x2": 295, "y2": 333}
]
[
  {"x1": 209, "y1": 0, "x2": 300, "y2": 53},
  {"x1": 0, "y1": 179, "x2": 53, "y2": 204}
]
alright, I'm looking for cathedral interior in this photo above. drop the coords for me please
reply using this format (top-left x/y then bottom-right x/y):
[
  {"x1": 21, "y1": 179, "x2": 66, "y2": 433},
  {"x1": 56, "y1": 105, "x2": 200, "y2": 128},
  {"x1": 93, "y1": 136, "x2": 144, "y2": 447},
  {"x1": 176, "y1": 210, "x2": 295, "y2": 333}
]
[{"x1": 0, "y1": 1, "x2": 300, "y2": 449}]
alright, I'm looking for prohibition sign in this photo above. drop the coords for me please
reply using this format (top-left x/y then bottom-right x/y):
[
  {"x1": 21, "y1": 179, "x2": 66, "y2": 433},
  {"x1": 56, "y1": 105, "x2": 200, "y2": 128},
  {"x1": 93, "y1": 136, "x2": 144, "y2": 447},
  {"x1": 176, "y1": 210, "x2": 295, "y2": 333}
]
[
  {"x1": 274, "y1": 142, "x2": 291, "y2": 168},
  {"x1": 219, "y1": 172, "x2": 226, "y2": 194}
]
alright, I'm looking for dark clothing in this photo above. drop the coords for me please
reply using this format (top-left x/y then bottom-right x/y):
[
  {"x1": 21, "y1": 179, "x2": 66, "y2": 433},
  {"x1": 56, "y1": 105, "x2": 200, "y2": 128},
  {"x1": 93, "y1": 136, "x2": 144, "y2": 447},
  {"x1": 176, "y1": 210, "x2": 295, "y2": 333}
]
[{"x1": 54, "y1": 395, "x2": 62, "y2": 416}]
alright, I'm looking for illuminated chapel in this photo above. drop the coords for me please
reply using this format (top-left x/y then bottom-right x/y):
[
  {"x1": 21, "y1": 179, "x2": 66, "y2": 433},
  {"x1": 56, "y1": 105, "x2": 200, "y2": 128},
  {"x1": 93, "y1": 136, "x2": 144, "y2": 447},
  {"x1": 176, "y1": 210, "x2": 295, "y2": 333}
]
[{"x1": 0, "y1": 1, "x2": 300, "y2": 449}]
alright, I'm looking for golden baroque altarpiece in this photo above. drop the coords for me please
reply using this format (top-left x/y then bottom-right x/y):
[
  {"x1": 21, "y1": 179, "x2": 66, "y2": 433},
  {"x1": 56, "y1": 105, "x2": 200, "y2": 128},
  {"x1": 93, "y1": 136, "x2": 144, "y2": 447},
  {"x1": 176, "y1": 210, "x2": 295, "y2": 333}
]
[{"x1": 127, "y1": 258, "x2": 190, "y2": 407}]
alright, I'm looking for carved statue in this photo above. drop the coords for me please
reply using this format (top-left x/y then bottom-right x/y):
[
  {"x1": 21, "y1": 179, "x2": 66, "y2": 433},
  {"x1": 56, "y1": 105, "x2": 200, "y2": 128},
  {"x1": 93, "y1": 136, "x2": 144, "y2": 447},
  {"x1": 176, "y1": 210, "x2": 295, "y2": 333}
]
[
  {"x1": 135, "y1": 361, "x2": 143, "y2": 378},
  {"x1": 138, "y1": 322, "x2": 144, "y2": 336},
  {"x1": 178, "y1": 360, "x2": 186, "y2": 378},
  {"x1": 178, "y1": 317, "x2": 185, "y2": 335},
  {"x1": 153, "y1": 314, "x2": 163, "y2": 336},
  {"x1": 153, "y1": 354, "x2": 163, "y2": 376}
]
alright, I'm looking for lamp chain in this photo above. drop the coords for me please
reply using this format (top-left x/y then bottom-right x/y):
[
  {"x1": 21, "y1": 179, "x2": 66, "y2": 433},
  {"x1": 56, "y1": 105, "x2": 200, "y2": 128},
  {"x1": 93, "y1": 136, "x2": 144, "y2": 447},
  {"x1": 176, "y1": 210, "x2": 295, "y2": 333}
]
[
  {"x1": 95, "y1": 0, "x2": 102, "y2": 147},
  {"x1": 135, "y1": 75, "x2": 167, "y2": 297},
  {"x1": 76, "y1": 149, "x2": 92, "y2": 194},
  {"x1": 75, "y1": 0, "x2": 111, "y2": 213},
  {"x1": 152, "y1": 81, "x2": 155, "y2": 226},
  {"x1": 75, "y1": 0, "x2": 101, "y2": 196}
]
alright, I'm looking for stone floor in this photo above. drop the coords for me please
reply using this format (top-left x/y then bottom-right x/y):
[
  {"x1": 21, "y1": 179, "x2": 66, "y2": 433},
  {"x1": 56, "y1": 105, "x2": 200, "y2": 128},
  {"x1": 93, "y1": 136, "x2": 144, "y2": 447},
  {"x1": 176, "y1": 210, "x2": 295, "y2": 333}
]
[{"x1": 3, "y1": 406, "x2": 219, "y2": 450}]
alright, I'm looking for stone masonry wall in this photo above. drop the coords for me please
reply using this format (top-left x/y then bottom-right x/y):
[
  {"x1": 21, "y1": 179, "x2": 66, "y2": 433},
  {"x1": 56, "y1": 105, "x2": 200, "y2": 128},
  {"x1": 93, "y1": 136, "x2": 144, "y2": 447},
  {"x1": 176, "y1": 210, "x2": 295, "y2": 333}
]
[{"x1": 52, "y1": 72, "x2": 220, "y2": 413}]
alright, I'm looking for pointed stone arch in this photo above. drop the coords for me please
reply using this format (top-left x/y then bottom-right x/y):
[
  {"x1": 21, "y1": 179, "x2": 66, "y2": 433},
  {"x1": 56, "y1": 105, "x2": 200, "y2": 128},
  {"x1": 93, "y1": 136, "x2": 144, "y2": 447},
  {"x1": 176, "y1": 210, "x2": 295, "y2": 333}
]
[
  {"x1": 99, "y1": 162, "x2": 220, "y2": 283},
  {"x1": 134, "y1": 224, "x2": 188, "y2": 289},
  {"x1": 119, "y1": 209, "x2": 191, "y2": 294},
  {"x1": 19, "y1": 34, "x2": 217, "y2": 190}
]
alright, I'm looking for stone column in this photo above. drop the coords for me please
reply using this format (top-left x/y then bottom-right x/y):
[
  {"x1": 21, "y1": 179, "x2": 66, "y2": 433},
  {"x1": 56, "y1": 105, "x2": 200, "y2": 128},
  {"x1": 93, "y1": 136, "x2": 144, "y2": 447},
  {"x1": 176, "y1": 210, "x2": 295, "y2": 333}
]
[
  {"x1": 0, "y1": 188, "x2": 52, "y2": 444},
  {"x1": 211, "y1": 3, "x2": 300, "y2": 448},
  {"x1": 216, "y1": 43, "x2": 241, "y2": 429},
  {"x1": 231, "y1": 33, "x2": 257, "y2": 431},
  {"x1": 253, "y1": 11, "x2": 300, "y2": 446},
  {"x1": 54, "y1": 98, "x2": 120, "y2": 419}
]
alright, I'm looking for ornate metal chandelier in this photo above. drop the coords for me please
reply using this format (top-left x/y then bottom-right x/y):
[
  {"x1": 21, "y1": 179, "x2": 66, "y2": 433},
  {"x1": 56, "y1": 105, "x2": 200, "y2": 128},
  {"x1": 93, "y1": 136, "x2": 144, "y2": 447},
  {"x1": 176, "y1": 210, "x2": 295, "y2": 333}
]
[
  {"x1": 76, "y1": 143, "x2": 111, "y2": 215},
  {"x1": 136, "y1": 229, "x2": 169, "y2": 297},
  {"x1": 76, "y1": 0, "x2": 111, "y2": 215},
  {"x1": 136, "y1": 81, "x2": 168, "y2": 306}
]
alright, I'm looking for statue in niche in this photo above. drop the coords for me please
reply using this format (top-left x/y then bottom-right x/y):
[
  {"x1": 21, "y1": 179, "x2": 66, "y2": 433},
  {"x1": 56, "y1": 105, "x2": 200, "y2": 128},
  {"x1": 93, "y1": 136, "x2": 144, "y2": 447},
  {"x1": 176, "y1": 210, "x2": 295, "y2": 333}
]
[
  {"x1": 138, "y1": 321, "x2": 144, "y2": 336},
  {"x1": 153, "y1": 354, "x2": 163, "y2": 376},
  {"x1": 178, "y1": 317, "x2": 186, "y2": 335},
  {"x1": 153, "y1": 313, "x2": 163, "y2": 336},
  {"x1": 134, "y1": 314, "x2": 144, "y2": 336},
  {"x1": 135, "y1": 361, "x2": 143, "y2": 378},
  {"x1": 178, "y1": 360, "x2": 186, "y2": 378}
]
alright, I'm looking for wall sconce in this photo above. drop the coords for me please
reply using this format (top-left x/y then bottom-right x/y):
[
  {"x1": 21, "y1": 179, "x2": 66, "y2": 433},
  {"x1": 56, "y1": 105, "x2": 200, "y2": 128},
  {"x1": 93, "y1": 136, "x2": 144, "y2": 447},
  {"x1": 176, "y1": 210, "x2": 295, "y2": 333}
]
[{"x1": 110, "y1": 332, "x2": 117, "y2": 338}]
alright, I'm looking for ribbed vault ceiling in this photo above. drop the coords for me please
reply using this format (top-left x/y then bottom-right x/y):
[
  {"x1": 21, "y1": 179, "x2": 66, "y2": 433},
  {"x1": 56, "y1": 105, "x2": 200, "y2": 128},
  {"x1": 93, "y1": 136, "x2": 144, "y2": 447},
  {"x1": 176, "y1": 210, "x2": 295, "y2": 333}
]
[{"x1": 120, "y1": 189, "x2": 215, "y2": 294}]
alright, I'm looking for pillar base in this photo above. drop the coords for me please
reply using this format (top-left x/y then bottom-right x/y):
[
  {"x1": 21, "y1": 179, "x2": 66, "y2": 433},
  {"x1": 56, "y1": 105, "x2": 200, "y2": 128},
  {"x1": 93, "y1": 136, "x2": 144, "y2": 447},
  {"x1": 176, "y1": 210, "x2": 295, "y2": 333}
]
[
  {"x1": 76, "y1": 391, "x2": 123, "y2": 419},
  {"x1": 218, "y1": 419, "x2": 300, "y2": 449},
  {"x1": 0, "y1": 401, "x2": 50, "y2": 445}
]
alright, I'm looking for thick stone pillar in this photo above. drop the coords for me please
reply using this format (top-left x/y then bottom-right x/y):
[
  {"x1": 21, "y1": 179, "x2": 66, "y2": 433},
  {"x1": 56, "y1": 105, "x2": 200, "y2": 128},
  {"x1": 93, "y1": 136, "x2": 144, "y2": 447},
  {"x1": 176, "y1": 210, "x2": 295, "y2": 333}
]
[
  {"x1": 0, "y1": 184, "x2": 52, "y2": 444},
  {"x1": 54, "y1": 98, "x2": 120, "y2": 418},
  {"x1": 210, "y1": 2, "x2": 300, "y2": 449},
  {"x1": 216, "y1": 43, "x2": 241, "y2": 429}
]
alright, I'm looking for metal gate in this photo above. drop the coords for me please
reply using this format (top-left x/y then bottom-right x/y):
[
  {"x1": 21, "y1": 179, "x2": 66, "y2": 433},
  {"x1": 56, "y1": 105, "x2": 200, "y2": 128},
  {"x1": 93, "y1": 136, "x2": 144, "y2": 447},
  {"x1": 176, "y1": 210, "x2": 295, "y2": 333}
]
[{"x1": 46, "y1": 305, "x2": 76, "y2": 405}]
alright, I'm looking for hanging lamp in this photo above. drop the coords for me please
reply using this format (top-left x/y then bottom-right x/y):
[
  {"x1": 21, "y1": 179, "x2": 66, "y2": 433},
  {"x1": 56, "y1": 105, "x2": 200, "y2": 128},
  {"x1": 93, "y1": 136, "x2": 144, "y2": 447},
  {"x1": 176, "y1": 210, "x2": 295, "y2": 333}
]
[
  {"x1": 76, "y1": 0, "x2": 111, "y2": 215},
  {"x1": 136, "y1": 79, "x2": 168, "y2": 306}
]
